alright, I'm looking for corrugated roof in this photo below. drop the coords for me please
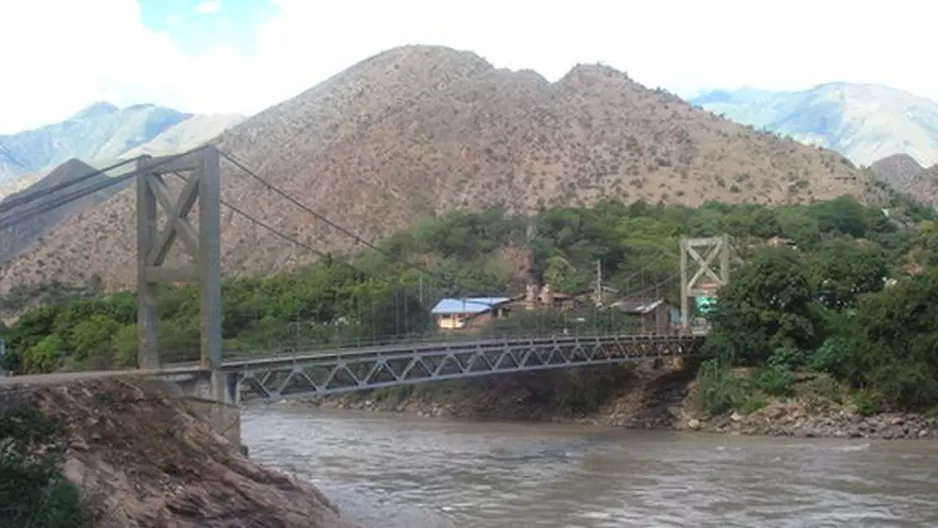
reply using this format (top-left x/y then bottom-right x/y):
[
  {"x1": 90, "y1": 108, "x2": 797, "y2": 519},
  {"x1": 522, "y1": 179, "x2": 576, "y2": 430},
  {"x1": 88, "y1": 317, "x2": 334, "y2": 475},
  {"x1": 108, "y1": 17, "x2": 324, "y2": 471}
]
[
  {"x1": 611, "y1": 298, "x2": 666, "y2": 314},
  {"x1": 431, "y1": 297, "x2": 512, "y2": 315}
]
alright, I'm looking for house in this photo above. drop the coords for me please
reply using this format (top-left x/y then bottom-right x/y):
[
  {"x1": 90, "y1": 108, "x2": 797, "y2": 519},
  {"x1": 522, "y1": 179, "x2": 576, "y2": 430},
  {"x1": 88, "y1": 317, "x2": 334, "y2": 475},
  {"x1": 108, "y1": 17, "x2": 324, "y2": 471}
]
[
  {"x1": 519, "y1": 283, "x2": 586, "y2": 311},
  {"x1": 610, "y1": 297, "x2": 679, "y2": 334},
  {"x1": 430, "y1": 297, "x2": 513, "y2": 331}
]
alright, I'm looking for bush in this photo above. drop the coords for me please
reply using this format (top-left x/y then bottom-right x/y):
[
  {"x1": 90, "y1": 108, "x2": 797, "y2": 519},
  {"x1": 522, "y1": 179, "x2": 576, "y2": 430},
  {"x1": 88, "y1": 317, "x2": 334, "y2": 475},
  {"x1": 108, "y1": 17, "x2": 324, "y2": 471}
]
[
  {"x1": 0, "y1": 403, "x2": 89, "y2": 527},
  {"x1": 696, "y1": 359, "x2": 746, "y2": 416}
]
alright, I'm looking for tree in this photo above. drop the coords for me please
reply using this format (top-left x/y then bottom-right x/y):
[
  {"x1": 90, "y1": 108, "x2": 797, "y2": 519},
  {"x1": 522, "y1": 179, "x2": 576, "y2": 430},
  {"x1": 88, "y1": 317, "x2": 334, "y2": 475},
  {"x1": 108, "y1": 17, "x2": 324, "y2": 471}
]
[
  {"x1": 70, "y1": 315, "x2": 120, "y2": 362},
  {"x1": 22, "y1": 334, "x2": 66, "y2": 374},
  {"x1": 846, "y1": 270, "x2": 938, "y2": 409},
  {"x1": 706, "y1": 247, "x2": 822, "y2": 364},
  {"x1": 808, "y1": 241, "x2": 888, "y2": 309}
]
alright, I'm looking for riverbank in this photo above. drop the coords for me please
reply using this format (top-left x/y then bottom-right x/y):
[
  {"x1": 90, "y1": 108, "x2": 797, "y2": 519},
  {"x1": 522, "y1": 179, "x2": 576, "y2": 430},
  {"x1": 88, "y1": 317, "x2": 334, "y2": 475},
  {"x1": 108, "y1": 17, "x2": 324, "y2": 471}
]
[
  {"x1": 1, "y1": 378, "x2": 358, "y2": 528},
  {"x1": 279, "y1": 361, "x2": 937, "y2": 441}
]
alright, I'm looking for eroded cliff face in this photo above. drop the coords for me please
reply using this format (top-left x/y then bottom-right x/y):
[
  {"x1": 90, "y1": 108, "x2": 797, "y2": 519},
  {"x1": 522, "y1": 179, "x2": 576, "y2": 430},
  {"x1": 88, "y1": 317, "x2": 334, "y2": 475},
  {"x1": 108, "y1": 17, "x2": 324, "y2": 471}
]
[{"x1": 25, "y1": 378, "x2": 357, "y2": 528}]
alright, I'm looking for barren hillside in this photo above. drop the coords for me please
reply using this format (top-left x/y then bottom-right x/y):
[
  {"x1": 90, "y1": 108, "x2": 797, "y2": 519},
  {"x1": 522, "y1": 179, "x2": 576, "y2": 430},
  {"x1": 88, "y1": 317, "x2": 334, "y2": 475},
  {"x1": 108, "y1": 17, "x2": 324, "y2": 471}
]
[
  {"x1": 891, "y1": 165, "x2": 938, "y2": 208},
  {"x1": 869, "y1": 153, "x2": 938, "y2": 207},
  {"x1": 119, "y1": 113, "x2": 246, "y2": 158},
  {"x1": 0, "y1": 159, "x2": 136, "y2": 262},
  {"x1": 870, "y1": 153, "x2": 925, "y2": 187},
  {"x1": 0, "y1": 45, "x2": 881, "y2": 291}
]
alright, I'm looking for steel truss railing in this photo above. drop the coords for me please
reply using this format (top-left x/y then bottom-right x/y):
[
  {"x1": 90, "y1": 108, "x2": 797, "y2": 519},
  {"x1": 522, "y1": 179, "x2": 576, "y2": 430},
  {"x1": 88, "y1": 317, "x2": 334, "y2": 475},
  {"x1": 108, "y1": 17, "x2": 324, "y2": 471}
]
[{"x1": 224, "y1": 333, "x2": 704, "y2": 401}]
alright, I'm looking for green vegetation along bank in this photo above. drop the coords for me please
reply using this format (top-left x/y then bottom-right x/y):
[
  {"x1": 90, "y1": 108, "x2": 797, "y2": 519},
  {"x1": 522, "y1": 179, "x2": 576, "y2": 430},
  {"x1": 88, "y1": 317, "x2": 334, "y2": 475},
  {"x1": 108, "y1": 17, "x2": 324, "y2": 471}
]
[{"x1": 4, "y1": 194, "x2": 938, "y2": 437}]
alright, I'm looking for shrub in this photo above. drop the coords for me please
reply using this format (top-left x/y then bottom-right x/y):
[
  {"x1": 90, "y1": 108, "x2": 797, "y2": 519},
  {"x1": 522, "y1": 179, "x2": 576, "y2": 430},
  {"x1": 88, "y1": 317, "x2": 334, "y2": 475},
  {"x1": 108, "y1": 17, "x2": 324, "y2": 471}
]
[
  {"x1": 0, "y1": 403, "x2": 89, "y2": 527},
  {"x1": 696, "y1": 359, "x2": 745, "y2": 416}
]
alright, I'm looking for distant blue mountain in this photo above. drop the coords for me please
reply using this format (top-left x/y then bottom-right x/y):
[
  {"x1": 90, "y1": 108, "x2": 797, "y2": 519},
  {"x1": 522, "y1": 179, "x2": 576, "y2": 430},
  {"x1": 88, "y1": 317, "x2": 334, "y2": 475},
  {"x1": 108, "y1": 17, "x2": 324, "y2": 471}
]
[{"x1": 691, "y1": 83, "x2": 938, "y2": 167}]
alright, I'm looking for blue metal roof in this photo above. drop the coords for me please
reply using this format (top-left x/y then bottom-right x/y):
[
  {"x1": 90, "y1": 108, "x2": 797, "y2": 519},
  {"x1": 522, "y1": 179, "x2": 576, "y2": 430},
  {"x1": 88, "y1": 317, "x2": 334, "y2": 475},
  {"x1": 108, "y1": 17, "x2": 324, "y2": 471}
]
[{"x1": 431, "y1": 297, "x2": 512, "y2": 315}]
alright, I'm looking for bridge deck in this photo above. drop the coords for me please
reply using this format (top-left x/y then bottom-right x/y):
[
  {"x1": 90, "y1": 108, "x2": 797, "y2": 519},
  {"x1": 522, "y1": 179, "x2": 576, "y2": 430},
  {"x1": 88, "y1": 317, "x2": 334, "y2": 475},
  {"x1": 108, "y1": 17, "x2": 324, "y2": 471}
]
[{"x1": 0, "y1": 332, "x2": 705, "y2": 400}]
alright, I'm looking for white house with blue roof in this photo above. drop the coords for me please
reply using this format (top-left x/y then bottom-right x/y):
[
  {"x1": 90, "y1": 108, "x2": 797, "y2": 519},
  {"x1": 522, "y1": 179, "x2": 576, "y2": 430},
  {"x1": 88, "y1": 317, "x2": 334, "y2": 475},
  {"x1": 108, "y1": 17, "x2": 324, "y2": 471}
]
[{"x1": 430, "y1": 296, "x2": 514, "y2": 330}]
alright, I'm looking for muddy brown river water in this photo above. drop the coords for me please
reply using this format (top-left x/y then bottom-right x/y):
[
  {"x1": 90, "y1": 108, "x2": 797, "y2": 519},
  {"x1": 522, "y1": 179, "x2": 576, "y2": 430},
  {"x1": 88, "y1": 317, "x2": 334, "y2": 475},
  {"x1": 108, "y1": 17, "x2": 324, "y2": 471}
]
[{"x1": 242, "y1": 406, "x2": 938, "y2": 527}]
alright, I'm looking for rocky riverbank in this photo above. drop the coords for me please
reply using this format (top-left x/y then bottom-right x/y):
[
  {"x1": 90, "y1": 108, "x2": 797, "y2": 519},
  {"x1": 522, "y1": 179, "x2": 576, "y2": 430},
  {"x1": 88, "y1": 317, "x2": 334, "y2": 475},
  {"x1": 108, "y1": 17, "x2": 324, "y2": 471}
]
[
  {"x1": 280, "y1": 362, "x2": 937, "y2": 441},
  {"x1": 5, "y1": 378, "x2": 358, "y2": 528}
]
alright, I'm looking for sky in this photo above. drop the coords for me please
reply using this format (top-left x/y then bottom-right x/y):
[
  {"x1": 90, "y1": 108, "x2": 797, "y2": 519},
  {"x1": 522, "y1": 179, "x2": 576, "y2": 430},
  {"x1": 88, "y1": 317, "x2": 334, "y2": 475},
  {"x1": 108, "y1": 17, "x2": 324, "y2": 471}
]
[{"x1": 0, "y1": 0, "x2": 935, "y2": 134}]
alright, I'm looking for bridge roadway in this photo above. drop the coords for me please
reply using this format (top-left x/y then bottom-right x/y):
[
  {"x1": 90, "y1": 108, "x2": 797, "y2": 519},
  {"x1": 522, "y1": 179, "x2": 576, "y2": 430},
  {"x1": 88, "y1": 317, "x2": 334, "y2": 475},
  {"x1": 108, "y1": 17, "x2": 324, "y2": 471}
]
[{"x1": 0, "y1": 332, "x2": 705, "y2": 401}]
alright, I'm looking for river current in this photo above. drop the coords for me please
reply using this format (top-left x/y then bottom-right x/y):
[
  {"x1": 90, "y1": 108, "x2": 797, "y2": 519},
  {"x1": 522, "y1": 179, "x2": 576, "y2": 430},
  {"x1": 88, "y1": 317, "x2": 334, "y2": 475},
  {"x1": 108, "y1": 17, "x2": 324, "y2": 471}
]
[{"x1": 242, "y1": 406, "x2": 938, "y2": 527}]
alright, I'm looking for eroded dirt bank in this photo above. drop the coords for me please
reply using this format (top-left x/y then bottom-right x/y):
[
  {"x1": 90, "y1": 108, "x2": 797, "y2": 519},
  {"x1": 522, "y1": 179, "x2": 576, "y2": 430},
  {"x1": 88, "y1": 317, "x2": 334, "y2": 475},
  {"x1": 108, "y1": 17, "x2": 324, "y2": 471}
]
[
  {"x1": 11, "y1": 378, "x2": 358, "y2": 528},
  {"x1": 284, "y1": 360, "x2": 937, "y2": 441}
]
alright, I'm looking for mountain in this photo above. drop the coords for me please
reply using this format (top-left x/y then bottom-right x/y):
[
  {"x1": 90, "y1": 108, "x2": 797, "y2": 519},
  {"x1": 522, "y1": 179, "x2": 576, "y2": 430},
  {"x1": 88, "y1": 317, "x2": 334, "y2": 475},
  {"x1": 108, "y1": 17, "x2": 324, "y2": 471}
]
[
  {"x1": 119, "y1": 114, "x2": 246, "y2": 159},
  {"x1": 0, "y1": 103, "x2": 190, "y2": 181},
  {"x1": 870, "y1": 153, "x2": 938, "y2": 207},
  {"x1": 691, "y1": 83, "x2": 938, "y2": 167},
  {"x1": 870, "y1": 154, "x2": 925, "y2": 188},
  {"x1": 0, "y1": 170, "x2": 46, "y2": 201},
  {"x1": 0, "y1": 104, "x2": 245, "y2": 183},
  {"x1": 0, "y1": 45, "x2": 884, "y2": 292},
  {"x1": 0, "y1": 158, "x2": 136, "y2": 263}
]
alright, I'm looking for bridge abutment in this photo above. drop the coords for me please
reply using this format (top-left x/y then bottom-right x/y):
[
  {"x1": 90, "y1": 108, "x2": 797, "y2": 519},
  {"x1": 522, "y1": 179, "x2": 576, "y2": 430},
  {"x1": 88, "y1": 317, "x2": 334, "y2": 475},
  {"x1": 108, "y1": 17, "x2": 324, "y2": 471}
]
[{"x1": 160, "y1": 371, "x2": 242, "y2": 450}]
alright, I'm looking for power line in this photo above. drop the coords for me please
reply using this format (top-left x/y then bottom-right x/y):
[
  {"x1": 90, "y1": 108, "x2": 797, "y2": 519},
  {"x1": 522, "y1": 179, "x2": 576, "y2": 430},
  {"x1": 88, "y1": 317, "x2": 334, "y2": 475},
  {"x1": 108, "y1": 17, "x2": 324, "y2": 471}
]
[
  {"x1": 218, "y1": 149, "x2": 432, "y2": 276},
  {"x1": 0, "y1": 156, "x2": 140, "y2": 215},
  {"x1": 167, "y1": 171, "x2": 418, "y2": 292},
  {"x1": 219, "y1": 148, "x2": 685, "y2": 307},
  {"x1": 217, "y1": 149, "x2": 499, "y2": 304},
  {"x1": 0, "y1": 171, "x2": 134, "y2": 231},
  {"x1": 0, "y1": 147, "x2": 205, "y2": 233}
]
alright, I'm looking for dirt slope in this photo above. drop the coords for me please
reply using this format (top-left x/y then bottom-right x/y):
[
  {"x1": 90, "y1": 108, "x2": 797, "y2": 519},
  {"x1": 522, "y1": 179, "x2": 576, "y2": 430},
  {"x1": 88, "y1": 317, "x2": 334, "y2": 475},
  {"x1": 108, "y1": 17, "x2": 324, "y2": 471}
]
[
  {"x1": 18, "y1": 378, "x2": 358, "y2": 527},
  {"x1": 0, "y1": 45, "x2": 880, "y2": 292}
]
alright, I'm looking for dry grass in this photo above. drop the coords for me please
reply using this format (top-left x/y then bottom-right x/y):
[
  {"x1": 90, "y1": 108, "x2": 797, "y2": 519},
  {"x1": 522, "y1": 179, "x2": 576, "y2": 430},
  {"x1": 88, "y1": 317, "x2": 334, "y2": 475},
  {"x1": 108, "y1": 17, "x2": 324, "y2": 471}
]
[{"x1": 0, "y1": 45, "x2": 884, "y2": 292}]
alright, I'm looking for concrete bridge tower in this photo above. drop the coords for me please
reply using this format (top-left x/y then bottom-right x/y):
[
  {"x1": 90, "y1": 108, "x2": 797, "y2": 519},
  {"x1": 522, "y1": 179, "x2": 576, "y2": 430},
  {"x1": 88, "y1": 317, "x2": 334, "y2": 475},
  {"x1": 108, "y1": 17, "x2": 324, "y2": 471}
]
[{"x1": 135, "y1": 146, "x2": 240, "y2": 446}]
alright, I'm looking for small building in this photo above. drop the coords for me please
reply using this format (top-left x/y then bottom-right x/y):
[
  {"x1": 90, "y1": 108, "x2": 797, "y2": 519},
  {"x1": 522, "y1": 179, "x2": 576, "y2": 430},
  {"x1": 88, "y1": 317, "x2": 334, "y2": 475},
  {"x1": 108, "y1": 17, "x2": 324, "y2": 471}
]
[
  {"x1": 610, "y1": 297, "x2": 678, "y2": 334},
  {"x1": 520, "y1": 283, "x2": 584, "y2": 311},
  {"x1": 431, "y1": 297, "x2": 513, "y2": 331}
]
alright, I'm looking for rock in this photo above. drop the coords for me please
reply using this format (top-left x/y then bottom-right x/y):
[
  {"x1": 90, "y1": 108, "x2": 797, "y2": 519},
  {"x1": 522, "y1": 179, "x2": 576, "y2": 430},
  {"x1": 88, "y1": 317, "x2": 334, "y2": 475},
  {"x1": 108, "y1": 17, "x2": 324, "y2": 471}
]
[
  {"x1": 919, "y1": 429, "x2": 930, "y2": 439},
  {"x1": 730, "y1": 412, "x2": 742, "y2": 422},
  {"x1": 31, "y1": 379, "x2": 357, "y2": 528},
  {"x1": 688, "y1": 419, "x2": 701, "y2": 430}
]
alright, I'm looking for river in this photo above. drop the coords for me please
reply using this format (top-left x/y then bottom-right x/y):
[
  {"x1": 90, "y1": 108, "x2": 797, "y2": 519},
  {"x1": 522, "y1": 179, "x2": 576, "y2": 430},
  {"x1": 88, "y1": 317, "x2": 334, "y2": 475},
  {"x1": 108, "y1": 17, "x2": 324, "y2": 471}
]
[{"x1": 242, "y1": 406, "x2": 938, "y2": 527}]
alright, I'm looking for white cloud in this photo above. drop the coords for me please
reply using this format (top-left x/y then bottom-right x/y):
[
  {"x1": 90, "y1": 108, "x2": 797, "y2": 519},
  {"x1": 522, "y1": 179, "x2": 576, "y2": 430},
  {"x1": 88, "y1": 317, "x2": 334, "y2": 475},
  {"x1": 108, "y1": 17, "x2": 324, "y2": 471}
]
[
  {"x1": 196, "y1": 0, "x2": 222, "y2": 15},
  {"x1": 1, "y1": 0, "x2": 936, "y2": 134}
]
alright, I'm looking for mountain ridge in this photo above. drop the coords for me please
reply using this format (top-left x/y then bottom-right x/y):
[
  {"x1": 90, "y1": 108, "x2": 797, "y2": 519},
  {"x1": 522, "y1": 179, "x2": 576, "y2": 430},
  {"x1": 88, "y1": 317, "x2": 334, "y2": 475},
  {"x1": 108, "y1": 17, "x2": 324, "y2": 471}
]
[
  {"x1": 0, "y1": 45, "x2": 888, "y2": 293},
  {"x1": 691, "y1": 83, "x2": 938, "y2": 167},
  {"x1": 869, "y1": 153, "x2": 938, "y2": 207},
  {"x1": 0, "y1": 103, "x2": 244, "y2": 183}
]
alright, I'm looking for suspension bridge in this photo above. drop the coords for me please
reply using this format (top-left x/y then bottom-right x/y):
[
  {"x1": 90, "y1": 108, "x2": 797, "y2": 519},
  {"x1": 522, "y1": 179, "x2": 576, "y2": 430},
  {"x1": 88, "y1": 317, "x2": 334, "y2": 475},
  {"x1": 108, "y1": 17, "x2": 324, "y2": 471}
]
[{"x1": 0, "y1": 144, "x2": 732, "y2": 445}]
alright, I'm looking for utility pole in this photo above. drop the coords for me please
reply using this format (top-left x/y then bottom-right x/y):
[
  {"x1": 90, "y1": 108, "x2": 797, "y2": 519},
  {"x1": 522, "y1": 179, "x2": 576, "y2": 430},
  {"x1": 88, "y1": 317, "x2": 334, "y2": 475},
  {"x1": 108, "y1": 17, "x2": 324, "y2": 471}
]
[
  {"x1": 419, "y1": 274, "x2": 424, "y2": 305},
  {"x1": 594, "y1": 259, "x2": 603, "y2": 307}
]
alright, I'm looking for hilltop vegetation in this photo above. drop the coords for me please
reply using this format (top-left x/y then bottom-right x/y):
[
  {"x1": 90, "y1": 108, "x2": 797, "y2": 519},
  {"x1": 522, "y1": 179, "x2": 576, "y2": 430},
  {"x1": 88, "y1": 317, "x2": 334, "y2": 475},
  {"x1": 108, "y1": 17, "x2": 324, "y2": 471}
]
[
  {"x1": 693, "y1": 83, "x2": 938, "y2": 167},
  {"x1": 0, "y1": 45, "x2": 889, "y2": 294},
  {"x1": 3, "y1": 195, "x2": 938, "y2": 414}
]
